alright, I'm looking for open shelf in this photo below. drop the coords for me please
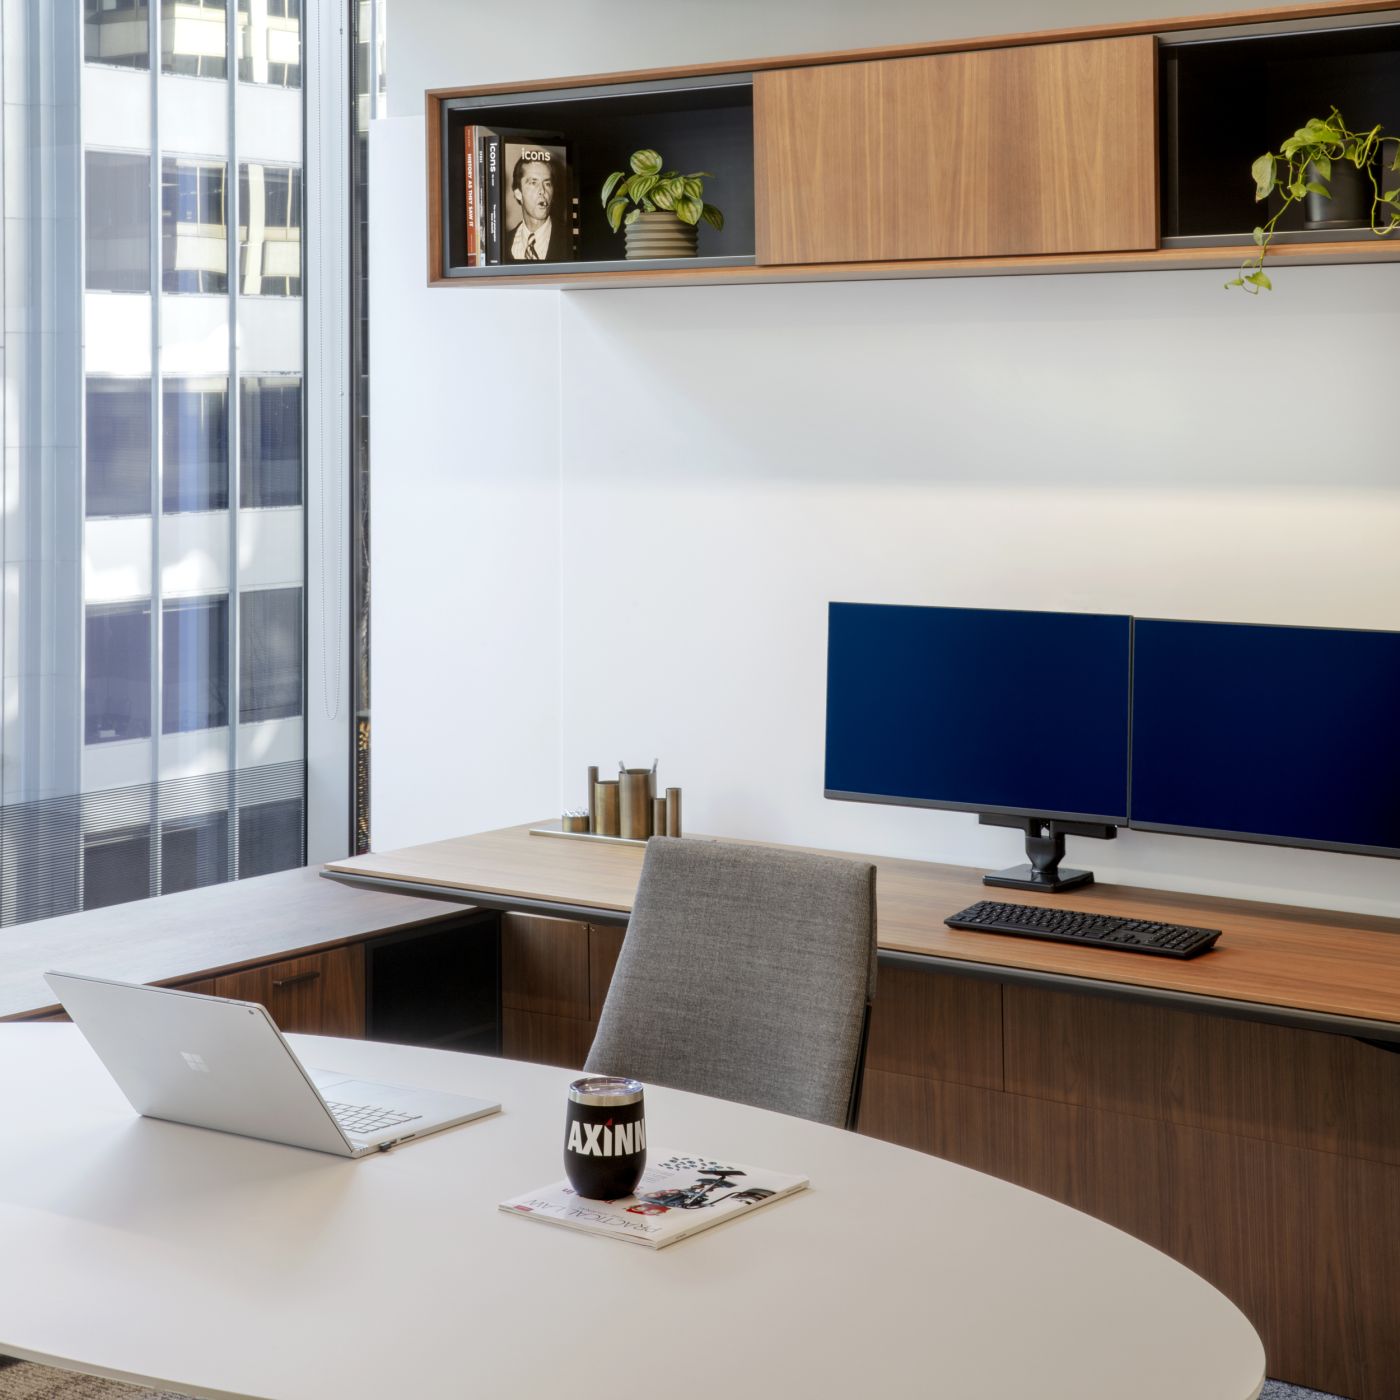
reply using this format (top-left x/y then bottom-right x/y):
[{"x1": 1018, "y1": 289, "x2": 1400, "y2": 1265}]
[
  {"x1": 435, "y1": 73, "x2": 755, "y2": 280},
  {"x1": 1161, "y1": 17, "x2": 1400, "y2": 243}
]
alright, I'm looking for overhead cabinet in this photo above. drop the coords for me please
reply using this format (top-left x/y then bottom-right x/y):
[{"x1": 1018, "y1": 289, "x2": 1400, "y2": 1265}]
[
  {"x1": 753, "y1": 38, "x2": 1159, "y2": 265},
  {"x1": 426, "y1": 3, "x2": 1400, "y2": 287}
]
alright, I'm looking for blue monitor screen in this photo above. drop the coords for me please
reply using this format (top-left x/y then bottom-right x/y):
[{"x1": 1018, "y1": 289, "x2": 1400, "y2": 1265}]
[
  {"x1": 1130, "y1": 619, "x2": 1400, "y2": 856},
  {"x1": 824, "y1": 604, "x2": 1131, "y2": 823}
]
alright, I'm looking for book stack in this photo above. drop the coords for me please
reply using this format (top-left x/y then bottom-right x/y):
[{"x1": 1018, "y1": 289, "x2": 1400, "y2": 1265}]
[{"x1": 463, "y1": 125, "x2": 579, "y2": 266}]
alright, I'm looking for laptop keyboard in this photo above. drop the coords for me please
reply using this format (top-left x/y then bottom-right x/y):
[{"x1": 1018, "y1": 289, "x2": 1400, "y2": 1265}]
[{"x1": 325, "y1": 1100, "x2": 422, "y2": 1138}]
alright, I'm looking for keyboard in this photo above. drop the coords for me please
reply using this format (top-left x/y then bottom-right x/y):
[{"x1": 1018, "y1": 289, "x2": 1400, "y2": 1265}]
[
  {"x1": 944, "y1": 900, "x2": 1221, "y2": 958},
  {"x1": 325, "y1": 1100, "x2": 422, "y2": 1137}
]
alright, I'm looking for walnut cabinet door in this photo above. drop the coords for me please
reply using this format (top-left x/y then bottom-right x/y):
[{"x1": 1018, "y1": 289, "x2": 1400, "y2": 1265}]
[{"x1": 754, "y1": 37, "x2": 1158, "y2": 265}]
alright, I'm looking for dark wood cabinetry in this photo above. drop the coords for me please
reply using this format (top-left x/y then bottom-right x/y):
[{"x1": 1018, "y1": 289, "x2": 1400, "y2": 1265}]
[
  {"x1": 213, "y1": 945, "x2": 366, "y2": 1038},
  {"x1": 499, "y1": 913, "x2": 626, "y2": 1068},
  {"x1": 857, "y1": 962, "x2": 1400, "y2": 1400}
]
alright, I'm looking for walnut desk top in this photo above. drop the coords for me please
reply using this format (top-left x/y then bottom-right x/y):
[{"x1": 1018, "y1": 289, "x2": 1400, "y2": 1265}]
[{"x1": 325, "y1": 823, "x2": 1400, "y2": 1043}]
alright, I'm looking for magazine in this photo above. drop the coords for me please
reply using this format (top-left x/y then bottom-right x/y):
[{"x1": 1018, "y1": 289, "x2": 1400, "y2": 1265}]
[{"x1": 500, "y1": 1152, "x2": 808, "y2": 1249}]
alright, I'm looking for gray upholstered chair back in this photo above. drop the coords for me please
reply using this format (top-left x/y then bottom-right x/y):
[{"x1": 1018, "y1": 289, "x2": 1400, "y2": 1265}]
[{"x1": 584, "y1": 838, "x2": 877, "y2": 1129}]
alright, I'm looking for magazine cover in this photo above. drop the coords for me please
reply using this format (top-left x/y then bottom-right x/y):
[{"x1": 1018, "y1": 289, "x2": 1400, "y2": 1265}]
[
  {"x1": 500, "y1": 1153, "x2": 808, "y2": 1249},
  {"x1": 498, "y1": 134, "x2": 574, "y2": 264}
]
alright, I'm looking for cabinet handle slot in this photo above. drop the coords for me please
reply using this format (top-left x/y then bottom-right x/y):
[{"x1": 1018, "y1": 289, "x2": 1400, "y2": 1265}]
[{"x1": 272, "y1": 971, "x2": 321, "y2": 989}]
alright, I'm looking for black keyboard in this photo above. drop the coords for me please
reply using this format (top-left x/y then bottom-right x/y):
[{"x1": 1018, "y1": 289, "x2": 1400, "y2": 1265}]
[{"x1": 945, "y1": 900, "x2": 1221, "y2": 958}]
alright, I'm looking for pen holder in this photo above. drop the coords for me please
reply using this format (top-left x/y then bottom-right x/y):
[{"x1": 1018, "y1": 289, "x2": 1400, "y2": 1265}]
[
  {"x1": 593, "y1": 780, "x2": 620, "y2": 837},
  {"x1": 619, "y1": 769, "x2": 654, "y2": 840}
]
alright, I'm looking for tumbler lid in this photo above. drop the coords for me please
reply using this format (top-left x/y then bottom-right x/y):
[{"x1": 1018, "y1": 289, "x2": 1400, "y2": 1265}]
[{"x1": 569, "y1": 1075, "x2": 644, "y2": 1106}]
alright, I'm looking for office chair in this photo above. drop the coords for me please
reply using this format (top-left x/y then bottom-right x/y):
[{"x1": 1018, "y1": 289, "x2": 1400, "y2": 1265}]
[{"x1": 584, "y1": 838, "x2": 878, "y2": 1130}]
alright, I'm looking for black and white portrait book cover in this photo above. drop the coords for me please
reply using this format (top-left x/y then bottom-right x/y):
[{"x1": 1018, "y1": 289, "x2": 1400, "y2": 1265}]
[{"x1": 498, "y1": 133, "x2": 574, "y2": 264}]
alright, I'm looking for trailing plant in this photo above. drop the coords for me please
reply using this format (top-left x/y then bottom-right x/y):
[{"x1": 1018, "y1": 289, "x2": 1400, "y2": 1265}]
[
  {"x1": 1228, "y1": 108, "x2": 1400, "y2": 292},
  {"x1": 602, "y1": 149, "x2": 724, "y2": 233}
]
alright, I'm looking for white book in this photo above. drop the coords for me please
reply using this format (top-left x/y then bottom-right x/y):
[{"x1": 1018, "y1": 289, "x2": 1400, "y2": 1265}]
[{"x1": 499, "y1": 1152, "x2": 809, "y2": 1249}]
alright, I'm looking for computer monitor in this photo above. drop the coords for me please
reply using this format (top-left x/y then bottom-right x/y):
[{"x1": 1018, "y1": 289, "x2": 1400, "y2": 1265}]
[
  {"x1": 824, "y1": 603, "x2": 1132, "y2": 890},
  {"x1": 1130, "y1": 618, "x2": 1400, "y2": 858}
]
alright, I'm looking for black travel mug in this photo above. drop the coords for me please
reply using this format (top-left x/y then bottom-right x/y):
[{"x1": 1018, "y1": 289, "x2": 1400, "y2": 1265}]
[{"x1": 564, "y1": 1076, "x2": 646, "y2": 1200}]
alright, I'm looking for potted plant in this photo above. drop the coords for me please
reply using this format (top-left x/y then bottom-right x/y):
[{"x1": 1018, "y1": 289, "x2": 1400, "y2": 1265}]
[
  {"x1": 1227, "y1": 108, "x2": 1400, "y2": 292},
  {"x1": 602, "y1": 149, "x2": 724, "y2": 260}
]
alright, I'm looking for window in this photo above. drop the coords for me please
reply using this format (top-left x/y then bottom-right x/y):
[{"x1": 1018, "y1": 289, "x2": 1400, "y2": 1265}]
[
  {"x1": 240, "y1": 587, "x2": 302, "y2": 722},
  {"x1": 82, "y1": 827, "x2": 153, "y2": 909},
  {"x1": 240, "y1": 376, "x2": 301, "y2": 507},
  {"x1": 238, "y1": 796, "x2": 303, "y2": 877},
  {"x1": 237, "y1": 0, "x2": 301, "y2": 88},
  {"x1": 163, "y1": 377, "x2": 229, "y2": 511},
  {"x1": 86, "y1": 379, "x2": 151, "y2": 517},
  {"x1": 84, "y1": 0, "x2": 151, "y2": 71},
  {"x1": 85, "y1": 151, "x2": 151, "y2": 293},
  {"x1": 162, "y1": 0, "x2": 228, "y2": 80},
  {"x1": 161, "y1": 810, "x2": 230, "y2": 892},
  {"x1": 162, "y1": 158, "x2": 228, "y2": 294},
  {"x1": 85, "y1": 603, "x2": 152, "y2": 744},
  {"x1": 162, "y1": 595, "x2": 230, "y2": 733},
  {"x1": 239, "y1": 162, "x2": 301, "y2": 296}
]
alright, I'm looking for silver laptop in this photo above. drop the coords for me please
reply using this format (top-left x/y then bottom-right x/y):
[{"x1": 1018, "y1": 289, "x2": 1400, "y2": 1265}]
[{"x1": 45, "y1": 971, "x2": 500, "y2": 1157}]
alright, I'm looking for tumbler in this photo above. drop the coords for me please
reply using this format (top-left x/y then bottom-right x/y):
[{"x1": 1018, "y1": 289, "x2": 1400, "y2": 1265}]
[{"x1": 564, "y1": 1075, "x2": 646, "y2": 1199}]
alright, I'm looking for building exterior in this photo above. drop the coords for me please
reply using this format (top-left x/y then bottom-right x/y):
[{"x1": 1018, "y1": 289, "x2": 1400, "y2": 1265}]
[{"x1": 1, "y1": 0, "x2": 309, "y2": 923}]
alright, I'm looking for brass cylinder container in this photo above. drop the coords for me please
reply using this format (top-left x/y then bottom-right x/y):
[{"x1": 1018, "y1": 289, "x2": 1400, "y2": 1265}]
[
  {"x1": 593, "y1": 780, "x2": 620, "y2": 837},
  {"x1": 619, "y1": 769, "x2": 653, "y2": 840}
]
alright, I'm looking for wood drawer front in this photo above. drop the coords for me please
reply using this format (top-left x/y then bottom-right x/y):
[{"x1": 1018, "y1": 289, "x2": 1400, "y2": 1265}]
[
  {"x1": 1004, "y1": 983, "x2": 1400, "y2": 1166},
  {"x1": 502, "y1": 1008, "x2": 595, "y2": 1071},
  {"x1": 213, "y1": 946, "x2": 365, "y2": 1038},
  {"x1": 865, "y1": 963, "x2": 1003, "y2": 1090},
  {"x1": 754, "y1": 37, "x2": 1157, "y2": 265},
  {"x1": 588, "y1": 923, "x2": 625, "y2": 1022},
  {"x1": 501, "y1": 913, "x2": 590, "y2": 1019}
]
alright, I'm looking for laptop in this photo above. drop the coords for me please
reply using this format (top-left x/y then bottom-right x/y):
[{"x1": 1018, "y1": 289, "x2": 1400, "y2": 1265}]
[{"x1": 45, "y1": 971, "x2": 500, "y2": 1157}]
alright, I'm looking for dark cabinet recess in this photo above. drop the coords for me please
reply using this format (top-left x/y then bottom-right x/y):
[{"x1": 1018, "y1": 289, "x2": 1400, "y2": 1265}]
[
  {"x1": 1162, "y1": 20, "x2": 1400, "y2": 244},
  {"x1": 365, "y1": 914, "x2": 501, "y2": 1055},
  {"x1": 438, "y1": 75, "x2": 755, "y2": 278}
]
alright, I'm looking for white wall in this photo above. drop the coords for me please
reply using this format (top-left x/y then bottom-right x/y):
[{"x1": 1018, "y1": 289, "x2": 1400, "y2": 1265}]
[
  {"x1": 369, "y1": 120, "x2": 562, "y2": 848},
  {"x1": 557, "y1": 274, "x2": 1400, "y2": 914},
  {"x1": 373, "y1": 2, "x2": 1400, "y2": 916}
]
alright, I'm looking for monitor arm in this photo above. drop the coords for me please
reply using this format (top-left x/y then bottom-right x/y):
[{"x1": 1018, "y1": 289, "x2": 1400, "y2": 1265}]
[{"x1": 978, "y1": 813, "x2": 1118, "y2": 893}]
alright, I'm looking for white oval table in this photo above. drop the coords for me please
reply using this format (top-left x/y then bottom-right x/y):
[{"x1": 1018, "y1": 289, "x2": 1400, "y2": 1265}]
[{"x1": 0, "y1": 1027, "x2": 1264, "y2": 1400}]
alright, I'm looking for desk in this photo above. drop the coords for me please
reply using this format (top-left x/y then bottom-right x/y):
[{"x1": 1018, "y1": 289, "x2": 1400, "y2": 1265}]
[
  {"x1": 326, "y1": 823, "x2": 1400, "y2": 1397},
  {"x1": 325, "y1": 822, "x2": 1400, "y2": 1040},
  {"x1": 0, "y1": 1027, "x2": 1264, "y2": 1400}
]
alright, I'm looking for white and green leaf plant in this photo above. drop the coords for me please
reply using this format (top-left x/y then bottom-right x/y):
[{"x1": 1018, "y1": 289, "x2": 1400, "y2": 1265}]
[{"x1": 601, "y1": 148, "x2": 725, "y2": 234}]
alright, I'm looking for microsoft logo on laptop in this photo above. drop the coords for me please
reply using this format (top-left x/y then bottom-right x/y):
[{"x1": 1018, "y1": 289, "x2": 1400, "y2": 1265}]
[{"x1": 180, "y1": 1051, "x2": 210, "y2": 1073}]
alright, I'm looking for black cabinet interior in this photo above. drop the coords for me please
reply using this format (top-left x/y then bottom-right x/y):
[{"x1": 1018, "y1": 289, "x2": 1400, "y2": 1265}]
[
  {"x1": 1162, "y1": 21, "x2": 1400, "y2": 241},
  {"x1": 441, "y1": 77, "x2": 755, "y2": 275},
  {"x1": 365, "y1": 913, "x2": 500, "y2": 1055}
]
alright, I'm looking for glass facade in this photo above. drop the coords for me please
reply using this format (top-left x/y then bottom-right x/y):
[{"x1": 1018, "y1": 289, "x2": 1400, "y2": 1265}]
[{"x1": 0, "y1": 0, "x2": 310, "y2": 925}]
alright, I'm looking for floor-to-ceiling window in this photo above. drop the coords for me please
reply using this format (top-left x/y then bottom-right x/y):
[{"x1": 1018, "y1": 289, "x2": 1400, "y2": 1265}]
[{"x1": 0, "y1": 0, "x2": 327, "y2": 924}]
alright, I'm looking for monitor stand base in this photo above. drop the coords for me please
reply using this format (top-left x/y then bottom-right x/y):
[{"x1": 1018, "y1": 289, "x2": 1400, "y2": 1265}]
[
  {"x1": 977, "y1": 813, "x2": 1117, "y2": 895},
  {"x1": 983, "y1": 863, "x2": 1094, "y2": 893}
]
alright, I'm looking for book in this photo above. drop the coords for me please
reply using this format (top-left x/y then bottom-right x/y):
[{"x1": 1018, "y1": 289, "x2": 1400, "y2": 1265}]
[
  {"x1": 499, "y1": 1152, "x2": 808, "y2": 1249},
  {"x1": 462, "y1": 124, "x2": 479, "y2": 266},
  {"x1": 478, "y1": 127, "x2": 501, "y2": 265},
  {"x1": 496, "y1": 131, "x2": 573, "y2": 264}
]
